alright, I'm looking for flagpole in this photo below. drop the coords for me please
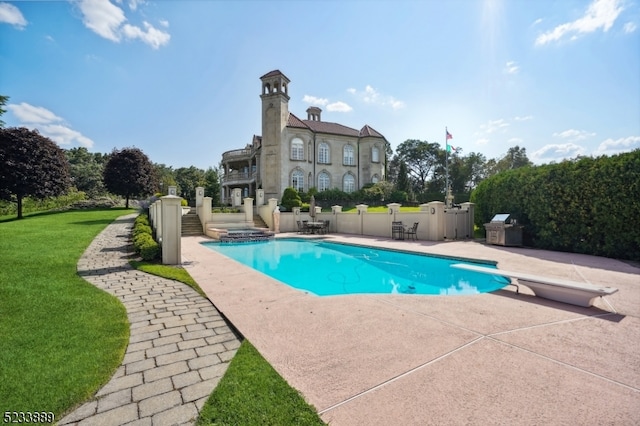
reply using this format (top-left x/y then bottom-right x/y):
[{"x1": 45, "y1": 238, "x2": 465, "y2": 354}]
[{"x1": 445, "y1": 127, "x2": 449, "y2": 206}]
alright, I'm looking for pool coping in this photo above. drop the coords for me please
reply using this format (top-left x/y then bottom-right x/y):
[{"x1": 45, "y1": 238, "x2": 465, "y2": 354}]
[{"x1": 181, "y1": 232, "x2": 640, "y2": 425}]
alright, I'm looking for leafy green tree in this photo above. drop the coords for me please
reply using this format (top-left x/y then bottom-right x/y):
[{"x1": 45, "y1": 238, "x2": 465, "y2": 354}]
[
  {"x1": 0, "y1": 95, "x2": 8, "y2": 128},
  {"x1": 175, "y1": 166, "x2": 206, "y2": 205},
  {"x1": 395, "y1": 139, "x2": 440, "y2": 193},
  {"x1": 487, "y1": 145, "x2": 533, "y2": 176},
  {"x1": 0, "y1": 127, "x2": 70, "y2": 219},
  {"x1": 395, "y1": 160, "x2": 412, "y2": 195},
  {"x1": 65, "y1": 147, "x2": 106, "y2": 197},
  {"x1": 103, "y1": 147, "x2": 157, "y2": 208},
  {"x1": 204, "y1": 167, "x2": 221, "y2": 205}
]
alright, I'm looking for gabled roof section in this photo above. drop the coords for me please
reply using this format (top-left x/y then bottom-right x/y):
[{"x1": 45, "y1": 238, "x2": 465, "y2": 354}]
[
  {"x1": 287, "y1": 112, "x2": 309, "y2": 129},
  {"x1": 260, "y1": 69, "x2": 289, "y2": 80},
  {"x1": 286, "y1": 113, "x2": 361, "y2": 137},
  {"x1": 359, "y1": 124, "x2": 385, "y2": 138}
]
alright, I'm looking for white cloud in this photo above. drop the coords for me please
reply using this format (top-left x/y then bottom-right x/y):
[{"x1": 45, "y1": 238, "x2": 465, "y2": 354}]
[
  {"x1": 508, "y1": 137, "x2": 524, "y2": 145},
  {"x1": 623, "y1": 22, "x2": 637, "y2": 33},
  {"x1": 0, "y1": 2, "x2": 27, "y2": 28},
  {"x1": 514, "y1": 115, "x2": 534, "y2": 121},
  {"x1": 594, "y1": 136, "x2": 640, "y2": 155},
  {"x1": 8, "y1": 103, "x2": 62, "y2": 124},
  {"x1": 348, "y1": 85, "x2": 405, "y2": 110},
  {"x1": 303, "y1": 95, "x2": 328, "y2": 106},
  {"x1": 7, "y1": 103, "x2": 94, "y2": 148},
  {"x1": 326, "y1": 102, "x2": 352, "y2": 113},
  {"x1": 553, "y1": 129, "x2": 596, "y2": 142},
  {"x1": 535, "y1": 0, "x2": 623, "y2": 46},
  {"x1": 505, "y1": 61, "x2": 519, "y2": 74},
  {"x1": 77, "y1": 0, "x2": 170, "y2": 49},
  {"x1": 532, "y1": 18, "x2": 543, "y2": 26},
  {"x1": 475, "y1": 138, "x2": 490, "y2": 146},
  {"x1": 532, "y1": 143, "x2": 586, "y2": 162},
  {"x1": 479, "y1": 118, "x2": 509, "y2": 134}
]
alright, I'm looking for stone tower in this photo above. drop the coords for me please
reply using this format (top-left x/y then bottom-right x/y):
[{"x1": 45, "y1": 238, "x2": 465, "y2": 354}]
[{"x1": 259, "y1": 70, "x2": 290, "y2": 201}]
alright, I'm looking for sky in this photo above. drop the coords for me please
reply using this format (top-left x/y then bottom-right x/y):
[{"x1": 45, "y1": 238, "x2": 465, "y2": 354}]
[{"x1": 1, "y1": 0, "x2": 639, "y2": 170}]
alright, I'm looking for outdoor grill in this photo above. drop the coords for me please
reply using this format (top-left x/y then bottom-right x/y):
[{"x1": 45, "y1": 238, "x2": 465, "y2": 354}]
[{"x1": 484, "y1": 213, "x2": 523, "y2": 246}]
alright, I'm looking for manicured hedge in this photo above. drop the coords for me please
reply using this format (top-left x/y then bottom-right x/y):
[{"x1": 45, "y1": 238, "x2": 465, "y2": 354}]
[
  {"x1": 132, "y1": 214, "x2": 160, "y2": 260},
  {"x1": 471, "y1": 150, "x2": 640, "y2": 260}
]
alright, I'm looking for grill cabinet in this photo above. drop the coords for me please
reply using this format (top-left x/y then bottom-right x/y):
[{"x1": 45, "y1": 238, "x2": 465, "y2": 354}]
[{"x1": 484, "y1": 213, "x2": 523, "y2": 246}]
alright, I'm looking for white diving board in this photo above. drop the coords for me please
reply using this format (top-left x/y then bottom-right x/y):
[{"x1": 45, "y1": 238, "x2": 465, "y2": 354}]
[{"x1": 451, "y1": 263, "x2": 618, "y2": 307}]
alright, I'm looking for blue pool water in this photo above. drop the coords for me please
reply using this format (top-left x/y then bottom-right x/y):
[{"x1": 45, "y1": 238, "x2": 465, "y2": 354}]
[{"x1": 202, "y1": 238, "x2": 509, "y2": 296}]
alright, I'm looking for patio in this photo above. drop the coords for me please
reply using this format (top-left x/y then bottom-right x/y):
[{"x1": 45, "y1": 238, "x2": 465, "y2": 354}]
[{"x1": 181, "y1": 234, "x2": 640, "y2": 425}]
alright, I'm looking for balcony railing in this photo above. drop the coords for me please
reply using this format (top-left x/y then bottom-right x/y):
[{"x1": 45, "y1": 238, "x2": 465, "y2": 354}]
[
  {"x1": 222, "y1": 171, "x2": 257, "y2": 184},
  {"x1": 222, "y1": 148, "x2": 254, "y2": 161}
]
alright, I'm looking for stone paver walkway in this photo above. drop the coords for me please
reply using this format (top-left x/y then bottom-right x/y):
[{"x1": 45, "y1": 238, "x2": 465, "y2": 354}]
[{"x1": 60, "y1": 214, "x2": 240, "y2": 426}]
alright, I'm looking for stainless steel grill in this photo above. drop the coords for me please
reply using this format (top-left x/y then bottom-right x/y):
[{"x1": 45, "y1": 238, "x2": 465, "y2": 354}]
[{"x1": 484, "y1": 213, "x2": 523, "y2": 246}]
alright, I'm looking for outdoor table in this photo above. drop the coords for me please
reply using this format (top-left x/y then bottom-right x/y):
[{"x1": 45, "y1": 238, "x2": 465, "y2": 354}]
[{"x1": 306, "y1": 221, "x2": 325, "y2": 234}]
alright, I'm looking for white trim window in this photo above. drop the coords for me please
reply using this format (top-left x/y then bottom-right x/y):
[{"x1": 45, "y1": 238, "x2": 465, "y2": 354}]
[
  {"x1": 343, "y1": 174, "x2": 355, "y2": 193},
  {"x1": 292, "y1": 169, "x2": 304, "y2": 192},
  {"x1": 371, "y1": 174, "x2": 380, "y2": 184},
  {"x1": 318, "y1": 172, "x2": 330, "y2": 191},
  {"x1": 318, "y1": 142, "x2": 330, "y2": 164},
  {"x1": 291, "y1": 138, "x2": 304, "y2": 160},
  {"x1": 372, "y1": 146, "x2": 380, "y2": 163},
  {"x1": 343, "y1": 145, "x2": 355, "y2": 165}
]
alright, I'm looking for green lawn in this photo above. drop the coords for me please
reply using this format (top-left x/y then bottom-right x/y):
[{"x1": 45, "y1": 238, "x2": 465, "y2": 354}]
[{"x1": 0, "y1": 208, "x2": 133, "y2": 419}]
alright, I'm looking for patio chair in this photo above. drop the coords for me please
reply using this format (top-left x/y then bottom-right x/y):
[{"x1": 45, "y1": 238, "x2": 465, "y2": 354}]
[
  {"x1": 296, "y1": 221, "x2": 306, "y2": 234},
  {"x1": 405, "y1": 222, "x2": 419, "y2": 240},
  {"x1": 302, "y1": 220, "x2": 310, "y2": 234},
  {"x1": 391, "y1": 221, "x2": 404, "y2": 240},
  {"x1": 322, "y1": 220, "x2": 330, "y2": 234}
]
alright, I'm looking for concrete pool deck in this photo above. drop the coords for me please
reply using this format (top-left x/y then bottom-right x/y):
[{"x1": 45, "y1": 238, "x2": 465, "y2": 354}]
[{"x1": 181, "y1": 234, "x2": 640, "y2": 425}]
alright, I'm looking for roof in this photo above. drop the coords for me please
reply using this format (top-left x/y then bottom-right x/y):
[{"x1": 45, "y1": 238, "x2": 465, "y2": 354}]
[
  {"x1": 286, "y1": 113, "x2": 385, "y2": 139},
  {"x1": 260, "y1": 69, "x2": 290, "y2": 81}
]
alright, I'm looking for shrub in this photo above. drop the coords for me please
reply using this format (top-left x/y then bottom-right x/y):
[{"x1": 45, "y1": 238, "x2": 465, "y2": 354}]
[
  {"x1": 280, "y1": 187, "x2": 302, "y2": 211},
  {"x1": 131, "y1": 213, "x2": 160, "y2": 261}
]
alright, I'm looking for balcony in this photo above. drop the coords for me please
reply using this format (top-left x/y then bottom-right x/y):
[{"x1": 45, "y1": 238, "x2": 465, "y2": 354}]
[
  {"x1": 222, "y1": 148, "x2": 254, "y2": 162},
  {"x1": 222, "y1": 170, "x2": 258, "y2": 186}
]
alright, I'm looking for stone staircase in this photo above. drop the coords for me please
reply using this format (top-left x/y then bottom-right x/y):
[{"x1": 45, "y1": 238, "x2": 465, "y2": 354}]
[
  {"x1": 253, "y1": 211, "x2": 268, "y2": 229},
  {"x1": 181, "y1": 207, "x2": 203, "y2": 236}
]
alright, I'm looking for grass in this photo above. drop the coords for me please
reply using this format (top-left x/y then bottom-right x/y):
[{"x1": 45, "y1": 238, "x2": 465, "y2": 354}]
[
  {"x1": 0, "y1": 208, "x2": 133, "y2": 419},
  {"x1": 197, "y1": 340, "x2": 326, "y2": 426},
  {"x1": 128, "y1": 262, "x2": 326, "y2": 425}
]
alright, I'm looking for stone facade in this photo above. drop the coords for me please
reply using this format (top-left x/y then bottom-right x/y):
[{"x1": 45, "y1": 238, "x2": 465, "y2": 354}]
[{"x1": 221, "y1": 70, "x2": 387, "y2": 204}]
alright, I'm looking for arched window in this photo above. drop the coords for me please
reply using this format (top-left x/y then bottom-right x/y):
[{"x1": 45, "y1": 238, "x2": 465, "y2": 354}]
[
  {"x1": 372, "y1": 146, "x2": 380, "y2": 163},
  {"x1": 291, "y1": 138, "x2": 304, "y2": 160},
  {"x1": 343, "y1": 145, "x2": 354, "y2": 165},
  {"x1": 292, "y1": 169, "x2": 304, "y2": 192},
  {"x1": 371, "y1": 174, "x2": 380, "y2": 184},
  {"x1": 318, "y1": 142, "x2": 330, "y2": 164},
  {"x1": 318, "y1": 172, "x2": 330, "y2": 191},
  {"x1": 343, "y1": 174, "x2": 355, "y2": 193}
]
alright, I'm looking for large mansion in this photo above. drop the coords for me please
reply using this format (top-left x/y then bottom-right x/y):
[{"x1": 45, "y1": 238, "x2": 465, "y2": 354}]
[{"x1": 221, "y1": 70, "x2": 387, "y2": 203}]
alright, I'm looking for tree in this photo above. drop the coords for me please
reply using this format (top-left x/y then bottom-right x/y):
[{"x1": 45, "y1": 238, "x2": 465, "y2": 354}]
[
  {"x1": 103, "y1": 147, "x2": 157, "y2": 208},
  {"x1": 487, "y1": 145, "x2": 533, "y2": 176},
  {"x1": 395, "y1": 160, "x2": 412, "y2": 195},
  {"x1": 280, "y1": 187, "x2": 302, "y2": 210},
  {"x1": 0, "y1": 127, "x2": 70, "y2": 219},
  {"x1": 153, "y1": 163, "x2": 177, "y2": 195},
  {"x1": 174, "y1": 166, "x2": 206, "y2": 205},
  {"x1": 65, "y1": 147, "x2": 106, "y2": 197},
  {"x1": 395, "y1": 139, "x2": 440, "y2": 193},
  {"x1": 0, "y1": 95, "x2": 8, "y2": 128},
  {"x1": 203, "y1": 167, "x2": 221, "y2": 205}
]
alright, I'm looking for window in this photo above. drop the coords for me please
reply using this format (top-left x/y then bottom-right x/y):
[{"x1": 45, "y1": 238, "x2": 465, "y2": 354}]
[
  {"x1": 292, "y1": 169, "x2": 304, "y2": 192},
  {"x1": 343, "y1": 174, "x2": 355, "y2": 193},
  {"x1": 371, "y1": 174, "x2": 380, "y2": 184},
  {"x1": 318, "y1": 172, "x2": 330, "y2": 191},
  {"x1": 372, "y1": 146, "x2": 380, "y2": 163},
  {"x1": 343, "y1": 145, "x2": 354, "y2": 165},
  {"x1": 291, "y1": 138, "x2": 304, "y2": 160},
  {"x1": 318, "y1": 142, "x2": 330, "y2": 164}
]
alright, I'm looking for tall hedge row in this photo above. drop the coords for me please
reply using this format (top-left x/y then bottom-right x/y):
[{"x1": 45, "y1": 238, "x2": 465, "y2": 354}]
[{"x1": 471, "y1": 150, "x2": 640, "y2": 260}]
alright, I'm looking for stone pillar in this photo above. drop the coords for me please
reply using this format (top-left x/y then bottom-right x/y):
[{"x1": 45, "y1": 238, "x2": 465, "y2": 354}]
[
  {"x1": 161, "y1": 195, "x2": 182, "y2": 265},
  {"x1": 232, "y1": 188, "x2": 242, "y2": 207},
  {"x1": 461, "y1": 202, "x2": 475, "y2": 239},
  {"x1": 195, "y1": 187, "x2": 204, "y2": 207},
  {"x1": 244, "y1": 198, "x2": 254, "y2": 223},
  {"x1": 332, "y1": 205, "x2": 342, "y2": 234},
  {"x1": 149, "y1": 201, "x2": 155, "y2": 227},
  {"x1": 256, "y1": 189, "x2": 265, "y2": 206},
  {"x1": 425, "y1": 201, "x2": 445, "y2": 241},
  {"x1": 202, "y1": 197, "x2": 212, "y2": 229},
  {"x1": 154, "y1": 200, "x2": 162, "y2": 241},
  {"x1": 387, "y1": 203, "x2": 401, "y2": 222},
  {"x1": 168, "y1": 185, "x2": 177, "y2": 196}
]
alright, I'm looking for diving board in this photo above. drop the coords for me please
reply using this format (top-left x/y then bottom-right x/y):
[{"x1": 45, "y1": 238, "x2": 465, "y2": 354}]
[{"x1": 451, "y1": 263, "x2": 618, "y2": 307}]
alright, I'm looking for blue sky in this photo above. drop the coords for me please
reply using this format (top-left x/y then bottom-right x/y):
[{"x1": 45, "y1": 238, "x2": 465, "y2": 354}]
[{"x1": 1, "y1": 0, "x2": 639, "y2": 170}]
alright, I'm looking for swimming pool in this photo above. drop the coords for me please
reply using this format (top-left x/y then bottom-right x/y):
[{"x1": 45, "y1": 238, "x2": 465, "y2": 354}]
[{"x1": 202, "y1": 238, "x2": 510, "y2": 296}]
